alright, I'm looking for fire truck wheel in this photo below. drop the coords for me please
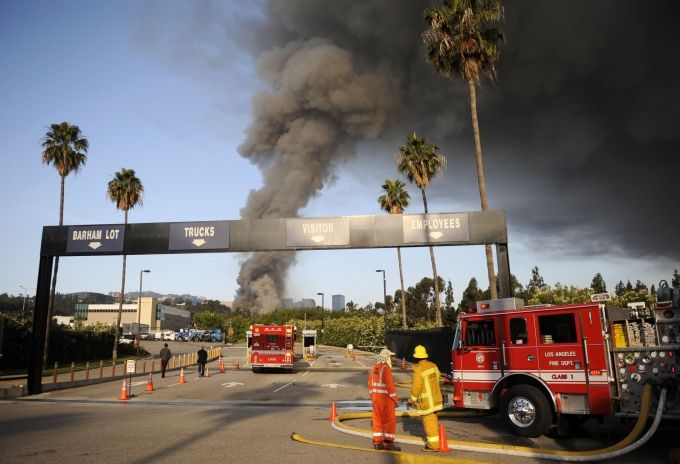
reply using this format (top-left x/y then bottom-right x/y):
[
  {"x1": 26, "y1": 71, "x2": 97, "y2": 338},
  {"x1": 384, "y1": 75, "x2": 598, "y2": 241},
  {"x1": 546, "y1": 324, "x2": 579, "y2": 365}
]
[{"x1": 499, "y1": 385, "x2": 552, "y2": 438}]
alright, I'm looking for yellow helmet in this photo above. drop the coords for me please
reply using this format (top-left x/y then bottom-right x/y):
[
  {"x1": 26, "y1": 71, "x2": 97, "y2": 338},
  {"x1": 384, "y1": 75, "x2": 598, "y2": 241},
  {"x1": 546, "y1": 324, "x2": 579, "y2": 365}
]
[{"x1": 413, "y1": 345, "x2": 428, "y2": 359}]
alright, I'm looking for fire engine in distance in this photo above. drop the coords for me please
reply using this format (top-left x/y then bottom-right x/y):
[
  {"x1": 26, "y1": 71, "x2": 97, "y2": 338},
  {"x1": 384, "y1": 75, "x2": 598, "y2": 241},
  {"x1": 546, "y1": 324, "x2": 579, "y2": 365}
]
[{"x1": 249, "y1": 324, "x2": 296, "y2": 373}]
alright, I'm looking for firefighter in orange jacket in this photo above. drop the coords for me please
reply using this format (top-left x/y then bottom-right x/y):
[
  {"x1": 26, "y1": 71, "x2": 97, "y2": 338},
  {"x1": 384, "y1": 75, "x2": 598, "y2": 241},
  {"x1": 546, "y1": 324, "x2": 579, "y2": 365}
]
[
  {"x1": 368, "y1": 348, "x2": 401, "y2": 451},
  {"x1": 409, "y1": 345, "x2": 443, "y2": 452}
]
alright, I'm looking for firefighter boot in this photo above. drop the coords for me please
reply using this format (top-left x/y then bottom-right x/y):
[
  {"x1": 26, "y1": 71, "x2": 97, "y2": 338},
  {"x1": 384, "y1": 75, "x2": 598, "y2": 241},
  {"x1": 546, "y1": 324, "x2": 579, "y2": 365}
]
[
  {"x1": 382, "y1": 442, "x2": 401, "y2": 451},
  {"x1": 373, "y1": 443, "x2": 384, "y2": 450}
]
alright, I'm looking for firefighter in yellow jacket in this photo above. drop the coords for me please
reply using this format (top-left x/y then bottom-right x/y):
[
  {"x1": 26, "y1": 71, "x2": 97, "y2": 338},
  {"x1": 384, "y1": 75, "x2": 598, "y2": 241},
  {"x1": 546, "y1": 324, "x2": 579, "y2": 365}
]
[
  {"x1": 368, "y1": 348, "x2": 401, "y2": 451},
  {"x1": 409, "y1": 345, "x2": 443, "y2": 452}
]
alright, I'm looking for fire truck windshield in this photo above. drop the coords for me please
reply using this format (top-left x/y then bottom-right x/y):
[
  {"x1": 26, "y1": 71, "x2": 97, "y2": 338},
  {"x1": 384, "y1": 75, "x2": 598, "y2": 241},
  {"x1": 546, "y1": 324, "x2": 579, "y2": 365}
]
[{"x1": 452, "y1": 323, "x2": 462, "y2": 350}]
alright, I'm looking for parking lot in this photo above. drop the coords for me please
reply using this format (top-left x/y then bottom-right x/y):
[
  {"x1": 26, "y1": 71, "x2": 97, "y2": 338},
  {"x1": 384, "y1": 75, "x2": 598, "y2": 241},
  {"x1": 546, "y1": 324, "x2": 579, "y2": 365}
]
[{"x1": 1, "y1": 343, "x2": 678, "y2": 463}]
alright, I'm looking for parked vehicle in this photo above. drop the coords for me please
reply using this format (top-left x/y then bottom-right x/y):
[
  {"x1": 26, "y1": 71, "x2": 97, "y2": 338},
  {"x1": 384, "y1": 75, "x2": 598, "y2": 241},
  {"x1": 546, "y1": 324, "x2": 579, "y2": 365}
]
[
  {"x1": 190, "y1": 328, "x2": 222, "y2": 343},
  {"x1": 446, "y1": 292, "x2": 679, "y2": 437},
  {"x1": 249, "y1": 324, "x2": 296, "y2": 372}
]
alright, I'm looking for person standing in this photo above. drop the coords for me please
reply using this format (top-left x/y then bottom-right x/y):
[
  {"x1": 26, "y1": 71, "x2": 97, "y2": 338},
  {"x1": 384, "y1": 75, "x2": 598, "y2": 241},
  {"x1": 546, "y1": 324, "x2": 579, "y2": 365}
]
[
  {"x1": 368, "y1": 348, "x2": 401, "y2": 451},
  {"x1": 197, "y1": 345, "x2": 208, "y2": 377},
  {"x1": 159, "y1": 343, "x2": 172, "y2": 378},
  {"x1": 409, "y1": 345, "x2": 443, "y2": 452}
]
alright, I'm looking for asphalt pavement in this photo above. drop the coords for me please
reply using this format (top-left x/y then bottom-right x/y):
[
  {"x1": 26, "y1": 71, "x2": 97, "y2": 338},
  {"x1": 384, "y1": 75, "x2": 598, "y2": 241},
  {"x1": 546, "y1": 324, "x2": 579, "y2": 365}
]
[{"x1": 1, "y1": 344, "x2": 678, "y2": 463}]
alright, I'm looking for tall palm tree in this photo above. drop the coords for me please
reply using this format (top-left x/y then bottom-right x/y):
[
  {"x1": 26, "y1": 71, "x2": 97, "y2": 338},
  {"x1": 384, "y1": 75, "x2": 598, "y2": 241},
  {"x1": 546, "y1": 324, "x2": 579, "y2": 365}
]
[
  {"x1": 40, "y1": 122, "x2": 88, "y2": 363},
  {"x1": 378, "y1": 179, "x2": 411, "y2": 329},
  {"x1": 396, "y1": 132, "x2": 447, "y2": 326},
  {"x1": 423, "y1": 0, "x2": 505, "y2": 299},
  {"x1": 107, "y1": 168, "x2": 144, "y2": 361}
]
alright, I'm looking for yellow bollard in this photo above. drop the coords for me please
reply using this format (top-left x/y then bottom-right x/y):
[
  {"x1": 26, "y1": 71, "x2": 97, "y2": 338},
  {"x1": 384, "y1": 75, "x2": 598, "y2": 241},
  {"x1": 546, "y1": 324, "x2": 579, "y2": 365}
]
[
  {"x1": 70, "y1": 362, "x2": 75, "y2": 382},
  {"x1": 53, "y1": 362, "x2": 59, "y2": 383},
  {"x1": 85, "y1": 361, "x2": 90, "y2": 380},
  {"x1": 99, "y1": 360, "x2": 104, "y2": 379}
]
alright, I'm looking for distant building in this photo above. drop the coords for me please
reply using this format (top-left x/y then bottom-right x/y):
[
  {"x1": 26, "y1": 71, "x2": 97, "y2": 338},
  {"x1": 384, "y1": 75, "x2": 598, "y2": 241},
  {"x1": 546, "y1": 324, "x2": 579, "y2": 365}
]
[
  {"x1": 331, "y1": 294, "x2": 346, "y2": 312},
  {"x1": 75, "y1": 292, "x2": 114, "y2": 304},
  {"x1": 299, "y1": 298, "x2": 316, "y2": 308},
  {"x1": 281, "y1": 298, "x2": 293, "y2": 309},
  {"x1": 74, "y1": 297, "x2": 190, "y2": 331},
  {"x1": 53, "y1": 316, "x2": 74, "y2": 327}
]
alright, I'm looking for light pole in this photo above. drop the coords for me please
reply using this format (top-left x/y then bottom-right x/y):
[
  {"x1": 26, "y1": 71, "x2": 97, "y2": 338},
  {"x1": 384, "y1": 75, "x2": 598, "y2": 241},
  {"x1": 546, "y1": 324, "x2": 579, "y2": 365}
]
[
  {"x1": 316, "y1": 292, "x2": 324, "y2": 333},
  {"x1": 137, "y1": 270, "x2": 150, "y2": 355},
  {"x1": 20, "y1": 286, "x2": 27, "y2": 323},
  {"x1": 376, "y1": 270, "x2": 387, "y2": 328}
]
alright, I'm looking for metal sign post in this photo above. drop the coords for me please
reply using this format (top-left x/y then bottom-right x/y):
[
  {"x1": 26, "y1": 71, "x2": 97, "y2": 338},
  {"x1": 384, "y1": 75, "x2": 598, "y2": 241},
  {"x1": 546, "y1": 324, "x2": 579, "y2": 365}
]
[{"x1": 126, "y1": 359, "x2": 136, "y2": 397}]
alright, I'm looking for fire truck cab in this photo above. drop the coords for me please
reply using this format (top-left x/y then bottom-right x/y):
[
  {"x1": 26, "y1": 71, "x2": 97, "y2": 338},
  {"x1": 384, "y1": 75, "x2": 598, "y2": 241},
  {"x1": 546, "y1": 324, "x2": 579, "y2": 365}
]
[
  {"x1": 451, "y1": 297, "x2": 679, "y2": 437},
  {"x1": 249, "y1": 324, "x2": 297, "y2": 373}
]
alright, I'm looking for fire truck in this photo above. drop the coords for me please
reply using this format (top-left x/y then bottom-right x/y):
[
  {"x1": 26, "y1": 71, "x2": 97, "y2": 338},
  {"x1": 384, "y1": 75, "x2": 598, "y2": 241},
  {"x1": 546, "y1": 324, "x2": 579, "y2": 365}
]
[
  {"x1": 448, "y1": 291, "x2": 679, "y2": 437},
  {"x1": 249, "y1": 324, "x2": 297, "y2": 372}
]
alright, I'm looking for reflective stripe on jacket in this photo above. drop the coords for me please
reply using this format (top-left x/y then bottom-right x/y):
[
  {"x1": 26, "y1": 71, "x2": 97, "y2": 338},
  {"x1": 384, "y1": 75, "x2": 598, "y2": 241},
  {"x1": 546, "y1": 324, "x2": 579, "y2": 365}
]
[
  {"x1": 368, "y1": 362, "x2": 397, "y2": 400},
  {"x1": 409, "y1": 360, "x2": 443, "y2": 415}
]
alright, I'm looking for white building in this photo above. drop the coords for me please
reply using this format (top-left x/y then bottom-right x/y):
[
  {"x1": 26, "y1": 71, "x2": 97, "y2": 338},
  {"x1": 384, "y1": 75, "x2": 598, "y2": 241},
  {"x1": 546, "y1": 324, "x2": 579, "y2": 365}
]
[{"x1": 74, "y1": 297, "x2": 190, "y2": 331}]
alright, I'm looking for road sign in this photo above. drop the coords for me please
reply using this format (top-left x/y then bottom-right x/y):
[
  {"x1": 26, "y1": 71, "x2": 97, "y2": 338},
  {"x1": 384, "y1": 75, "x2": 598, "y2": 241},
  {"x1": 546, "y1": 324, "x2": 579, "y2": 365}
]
[
  {"x1": 286, "y1": 217, "x2": 349, "y2": 247},
  {"x1": 168, "y1": 221, "x2": 230, "y2": 250},
  {"x1": 402, "y1": 213, "x2": 470, "y2": 244},
  {"x1": 126, "y1": 360, "x2": 136, "y2": 374},
  {"x1": 66, "y1": 225, "x2": 125, "y2": 253}
]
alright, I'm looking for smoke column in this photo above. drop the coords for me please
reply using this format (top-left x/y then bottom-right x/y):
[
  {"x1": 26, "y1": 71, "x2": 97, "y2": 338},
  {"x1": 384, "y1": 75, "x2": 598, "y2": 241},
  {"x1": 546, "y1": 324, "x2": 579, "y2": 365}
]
[{"x1": 234, "y1": 38, "x2": 401, "y2": 312}]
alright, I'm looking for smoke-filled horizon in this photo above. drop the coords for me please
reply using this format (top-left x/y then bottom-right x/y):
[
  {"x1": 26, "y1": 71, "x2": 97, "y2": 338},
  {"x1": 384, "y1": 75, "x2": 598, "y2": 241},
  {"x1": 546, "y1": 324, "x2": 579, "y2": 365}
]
[{"x1": 231, "y1": 0, "x2": 679, "y2": 312}]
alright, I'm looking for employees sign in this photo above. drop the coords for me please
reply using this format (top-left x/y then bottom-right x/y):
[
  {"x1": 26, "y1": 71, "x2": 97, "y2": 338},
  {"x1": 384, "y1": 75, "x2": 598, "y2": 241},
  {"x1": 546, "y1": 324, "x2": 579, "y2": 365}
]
[{"x1": 403, "y1": 213, "x2": 470, "y2": 244}]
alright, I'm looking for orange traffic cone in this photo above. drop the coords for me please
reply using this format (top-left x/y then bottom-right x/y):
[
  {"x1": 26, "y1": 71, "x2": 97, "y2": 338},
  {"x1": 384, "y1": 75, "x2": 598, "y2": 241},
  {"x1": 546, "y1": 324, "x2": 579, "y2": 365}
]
[
  {"x1": 329, "y1": 402, "x2": 338, "y2": 422},
  {"x1": 219, "y1": 359, "x2": 225, "y2": 373},
  {"x1": 205, "y1": 366, "x2": 210, "y2": 378},
  {"x1": 119, "y1": 379, "x2": 128, "y2": 401},
  {"x1": 401, "y1": 358, "x2": 406, "y2": 369},
  {"x1": 145, "y1": 374, "x2": 154, "y2": 392},
  {"x1": 179, "y1": 367, "x2": 186, "y2": 384},
  {"x1": 438, "y1": 423, "x2": 451, "y2": 452}
]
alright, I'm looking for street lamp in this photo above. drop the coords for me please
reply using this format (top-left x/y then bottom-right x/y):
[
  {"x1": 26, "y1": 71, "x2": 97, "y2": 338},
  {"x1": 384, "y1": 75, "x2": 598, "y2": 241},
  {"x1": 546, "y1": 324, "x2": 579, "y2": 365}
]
[
  {"x1": 376, "y1": 270, "x2": 387, "y2": 328},
  {"x1": 20, "y1": 286, "x2": 27, "y2": 323},
  {"x1": 316, "y1": 292, "x2": 324, "y2": 332},
  {"x1": 137, "y1": 270, "x2": 150, "y2": 355}
]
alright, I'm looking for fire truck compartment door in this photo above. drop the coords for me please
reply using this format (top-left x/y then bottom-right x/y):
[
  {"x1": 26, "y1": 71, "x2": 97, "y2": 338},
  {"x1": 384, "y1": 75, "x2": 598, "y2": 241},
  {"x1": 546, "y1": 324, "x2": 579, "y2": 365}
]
[
  {"x1": 536, "y1": 311, "x2": 590, "y2": 400},
  {"x1": 503, "y1": 315, "x2": 539, "y2": 374},
  {"x1": 458, "y1": 318, "x2": 502, "y2": 393}
]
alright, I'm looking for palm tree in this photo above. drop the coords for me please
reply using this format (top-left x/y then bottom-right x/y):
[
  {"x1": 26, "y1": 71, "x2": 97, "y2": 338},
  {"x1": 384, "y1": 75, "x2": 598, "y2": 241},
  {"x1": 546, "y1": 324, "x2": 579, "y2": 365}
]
[
  {"x1": 378, "y1": 179, "x2": 411, "y2": 329},
  {"x1": 40, "y1": 122, "x2": 88, "y2": 363},
  {"x1": 107, "y1": 168, "x2": 144, "y2": 360},
  {"x1": 423, "y1": 0, "x2": 505, "y2": 299},
  {"x1": 396, "y1": 132, "x2": 447, "y2": 326}
]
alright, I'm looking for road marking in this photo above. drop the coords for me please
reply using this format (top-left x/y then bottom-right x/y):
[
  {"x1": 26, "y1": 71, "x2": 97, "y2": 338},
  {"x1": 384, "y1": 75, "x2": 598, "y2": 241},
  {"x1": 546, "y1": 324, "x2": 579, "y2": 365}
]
[
  {"x1": 222, "y1": 382, "x2": 244, "y2": 388},
  {"x1": 321, "y1": 383, "x2": 345, "y2": 389},
  {"x1": 273, "y1": 371, "x2": 307, "y2": 393}
]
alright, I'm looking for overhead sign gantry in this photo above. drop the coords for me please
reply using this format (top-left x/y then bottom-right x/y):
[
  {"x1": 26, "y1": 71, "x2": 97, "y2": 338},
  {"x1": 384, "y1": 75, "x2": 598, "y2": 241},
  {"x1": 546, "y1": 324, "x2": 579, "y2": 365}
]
[{"x1": 30, "y1": 210, "x2": 511, "y2": 394}]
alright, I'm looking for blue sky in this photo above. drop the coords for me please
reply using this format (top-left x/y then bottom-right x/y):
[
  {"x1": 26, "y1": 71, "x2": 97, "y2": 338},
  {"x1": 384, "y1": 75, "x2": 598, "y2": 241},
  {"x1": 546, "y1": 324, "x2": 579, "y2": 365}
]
[{"x1": 1, "y1": 1, "x2": 677, "y2": 307}]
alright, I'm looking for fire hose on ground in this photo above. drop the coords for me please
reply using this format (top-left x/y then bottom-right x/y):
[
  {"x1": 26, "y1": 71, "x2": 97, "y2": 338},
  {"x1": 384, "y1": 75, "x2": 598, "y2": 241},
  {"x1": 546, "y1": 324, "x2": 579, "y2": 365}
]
[{"x1": 293, "y1": 384, "x2": 667, "y2": 462}]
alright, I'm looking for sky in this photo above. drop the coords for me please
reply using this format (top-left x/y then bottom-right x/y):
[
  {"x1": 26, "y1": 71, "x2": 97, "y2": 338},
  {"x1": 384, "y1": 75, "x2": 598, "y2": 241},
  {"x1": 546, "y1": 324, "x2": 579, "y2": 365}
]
[{"x1": 1, "y1": 0, "x2": 678, "y2": 309}]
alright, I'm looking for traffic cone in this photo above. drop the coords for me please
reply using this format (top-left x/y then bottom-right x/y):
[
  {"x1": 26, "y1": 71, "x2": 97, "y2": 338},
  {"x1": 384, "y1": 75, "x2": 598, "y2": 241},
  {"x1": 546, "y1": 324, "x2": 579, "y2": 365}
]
[
  {"x1": 205, "y1": 366, "x2": 210, "y2": 378},
  {"x1": 145, "y1": 374, "x2": 154, "y2": 392},
  {"x1": 438, "y1": 423, "x2": 451, "y2": 452},
  {"x1": 401, "y1": 358, "x2": 406, "y2": 369},
  {"x1": 219, "y1": 359, "x2": 225, "y2": 373},
  {"x1": 179, "y1": 367, "x2": 186, "y2": 384},
  {"x1": 119, "y1": 379, "x2": 128, "y2": 401},
  {"x1": 329, "y1": 401, "x2": 338, "y2": 422}
]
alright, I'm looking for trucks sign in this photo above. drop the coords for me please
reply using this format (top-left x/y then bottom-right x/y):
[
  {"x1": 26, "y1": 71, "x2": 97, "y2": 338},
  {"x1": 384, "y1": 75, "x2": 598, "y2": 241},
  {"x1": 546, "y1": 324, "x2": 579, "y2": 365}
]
[
  {"x1": 67, "y1": 225, "x2": 125, "y2": 253},
  {"x1": 168, "y1": 221, "x2": 229, "y2": 250},
  {"x1": 403, "y1": 213, "x2": 469, "y2": 244}
]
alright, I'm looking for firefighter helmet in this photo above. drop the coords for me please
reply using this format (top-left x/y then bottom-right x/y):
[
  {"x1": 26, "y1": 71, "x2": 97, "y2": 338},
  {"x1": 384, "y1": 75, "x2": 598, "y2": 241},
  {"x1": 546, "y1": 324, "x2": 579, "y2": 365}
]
[{"x1": 413, "y1": 345, "x2": 428, "y2": 359}]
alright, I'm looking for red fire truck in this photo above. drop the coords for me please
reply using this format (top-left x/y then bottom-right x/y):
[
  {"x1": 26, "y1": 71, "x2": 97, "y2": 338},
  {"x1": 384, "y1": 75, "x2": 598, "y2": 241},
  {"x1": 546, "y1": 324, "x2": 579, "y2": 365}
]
[
  {"x1": 249, "y1": 324, "x2": 297, "y2": 372},
  {"x1": 449, "y1": 294, "x2": 679, "y2": 437}
]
